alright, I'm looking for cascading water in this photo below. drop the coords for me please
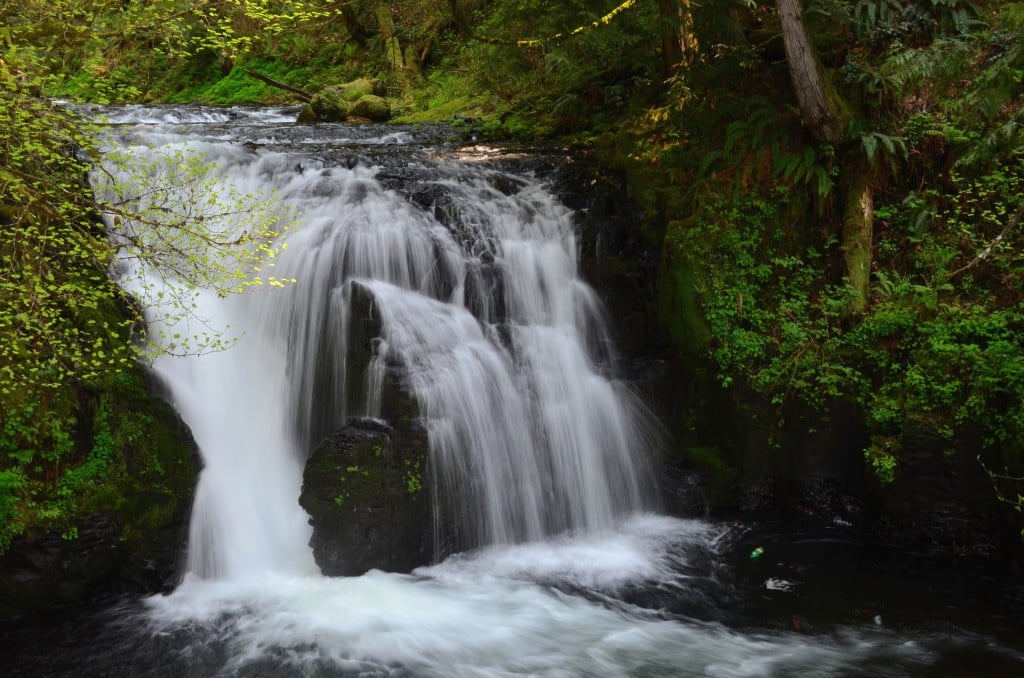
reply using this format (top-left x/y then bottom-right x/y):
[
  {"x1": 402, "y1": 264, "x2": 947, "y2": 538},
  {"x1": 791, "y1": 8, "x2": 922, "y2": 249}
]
[
  {"x1": 100, "y1": 106, "x2": 657, "y2": 575},
  {"x1": 24, "y1": 105, "x2": 1015, "y2": 677}
]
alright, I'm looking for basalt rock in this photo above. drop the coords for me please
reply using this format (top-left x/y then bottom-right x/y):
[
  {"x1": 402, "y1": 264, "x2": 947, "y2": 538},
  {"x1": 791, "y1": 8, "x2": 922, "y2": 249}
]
[
  {"x1": 0, "y1": 372, "x2": 199, "y2": 622},
  {"x1": 299, "y1": 414, "x2": 431, "y2": 576},
  {"x1": 869, "y1": 418, "x2": 1002, "y2": 553}
]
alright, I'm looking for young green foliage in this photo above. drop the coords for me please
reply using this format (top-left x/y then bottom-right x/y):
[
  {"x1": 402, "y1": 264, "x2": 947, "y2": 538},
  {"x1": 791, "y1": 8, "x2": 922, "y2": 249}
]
[{"x1": 92, "y1": 139, "x2": 296, "y2": 358}]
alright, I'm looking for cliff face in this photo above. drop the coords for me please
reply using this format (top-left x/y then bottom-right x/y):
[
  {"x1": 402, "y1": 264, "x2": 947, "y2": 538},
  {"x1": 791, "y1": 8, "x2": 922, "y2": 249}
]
[
  {"x1": 556, "y1": 149, "x2": 1015, "y2": 558},
  {"x1": 0, "y1": 369, "x2": 200, "y2": 622}
]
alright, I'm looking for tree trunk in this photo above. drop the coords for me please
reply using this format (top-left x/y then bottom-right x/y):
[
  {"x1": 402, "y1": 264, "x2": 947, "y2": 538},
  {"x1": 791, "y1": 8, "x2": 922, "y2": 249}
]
[
  {"x1": 657, "y1": 0, "x2": 697, "y2": 78},
  {"x1": 447, "y1": 0, "x2": 472, "y2": 38},
  {"x1": 776, "y1": 0, "x2": 871, "y2": 313},
  {"x1": 340, "y1": 6, "x2": 369, "y2": 47},
  {"x1": 840, "y1": 153, "x2": 873, "y2": 316},
  {"x1": 376, "y1": 5, "x2": 405, "y2": 70},
  {"x1": 680, "y1": 0, "x2": 697, "y2": 56},
  {"x1": 775, "y1": 0, "x2": 847, "y2": 145},
  {"x1": 657, "y1": 0, "x2": 684, "y2": 78},
  {"x1": 244, "y1": 70, "x2": 312, "y2": 102}
]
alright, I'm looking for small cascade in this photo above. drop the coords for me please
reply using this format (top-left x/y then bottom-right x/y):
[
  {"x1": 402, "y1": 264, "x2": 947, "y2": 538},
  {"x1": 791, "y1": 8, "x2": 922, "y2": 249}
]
[{"x1": 362, "y1": 279, "x2": 654, "y2": 546}]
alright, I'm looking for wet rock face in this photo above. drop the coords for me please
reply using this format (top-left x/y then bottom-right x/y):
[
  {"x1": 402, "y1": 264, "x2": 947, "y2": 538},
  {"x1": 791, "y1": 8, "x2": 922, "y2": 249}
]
[
  {"x1": 0, "y1": 515, "x2": 138, "y2": 620},
  {"x1": 871, "y1": 421, "x2": 1002, "y2": 553},
  {"x1": 0, "y1": 385, "x2": 198, "y2": 623},
  {"x1": 299, "y1": 416, "x2": 431, "y2": 577},
  {"x1": 551, "y1": 160, "x2": 661, "y2": 359}
]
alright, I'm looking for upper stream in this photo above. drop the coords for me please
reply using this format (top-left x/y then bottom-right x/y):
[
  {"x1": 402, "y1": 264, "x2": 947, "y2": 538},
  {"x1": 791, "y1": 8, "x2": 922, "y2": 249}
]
[{"x1": 7, "y1": 105, "x2": 1024, "y2": 677}]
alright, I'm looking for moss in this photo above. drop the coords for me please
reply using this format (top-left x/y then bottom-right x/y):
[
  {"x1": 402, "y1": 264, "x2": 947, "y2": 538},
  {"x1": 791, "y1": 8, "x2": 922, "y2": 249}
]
[
  {"x1": 0, "y1": 260, "x2": 197, "y2": 552},
  {"x1": 393, "y1": 95, "x2": 495, "y2": 124},
  {"x1": 57, "y1": 365, "x2": 198, "y2": 554},
  {"x1": 106, "y1": 370, "x2": 197, "y2": 552},
  {"x1": 684, "y1": 446, "x2": 739, "y2": 499},
  {"x1": 657, "y1": 223, "x2": 712, "y2": 359},
  {"x1": 336, "y1": 77, "x2": 382, "y2": 101},
  {"x1": 349, "y1": 94, "x2": 391, "y2": 121},
  {"x1": 310, "y1": 87, "x2": 351, "y2": 121}
]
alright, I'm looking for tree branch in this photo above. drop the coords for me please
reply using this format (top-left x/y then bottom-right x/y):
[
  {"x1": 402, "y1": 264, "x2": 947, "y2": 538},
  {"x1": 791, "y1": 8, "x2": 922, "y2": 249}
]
[
  {"x1": 244, "y1": 70, "x2": 312, "y2": 102},
  {"x1": 946, "y1": 200, "x2": 1024, "y2": 279}
]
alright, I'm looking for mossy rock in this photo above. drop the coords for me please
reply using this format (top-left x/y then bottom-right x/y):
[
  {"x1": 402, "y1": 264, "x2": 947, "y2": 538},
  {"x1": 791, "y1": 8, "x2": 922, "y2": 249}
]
[
  {"x1": 0, "y1": 367, "x2": 199, "y2": 620},
  {"x1": 337, "y1": 77, "x2": 382, "y2": 101},
  {"x1": 349, "y1": 95, "x2": 391, "y2": 122},
  {"x1": 309, "y1": 87, "x2": 351, "y2": 122},
  {"x1": 657, "y1": 220, "x2": 712, "y2": 358},
  {"x1": 300, "y1": 415, "x2": 431, "y2": 576},
  {"x1": 310, "y1": 80, "x2": 389, "y2": 122}
]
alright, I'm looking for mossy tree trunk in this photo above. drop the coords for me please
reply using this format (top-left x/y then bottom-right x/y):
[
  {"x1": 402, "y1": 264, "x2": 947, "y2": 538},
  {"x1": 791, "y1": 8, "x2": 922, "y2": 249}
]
[
  {"x1": 775, "y1": 0, "x2": 872, "y2": 314},
  {"x1": 840, "y1": 152, "x2": 873, "y2": 315},
  {"x1": 376, "y1": 5, "x2": 405, "y2": 70}
]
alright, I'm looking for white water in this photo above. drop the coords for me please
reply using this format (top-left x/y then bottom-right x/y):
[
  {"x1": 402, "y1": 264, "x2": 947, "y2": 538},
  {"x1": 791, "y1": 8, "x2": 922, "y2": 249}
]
[
  {"x1": 143, "y1": 515, "x2": 937, "y2": 677},
  {"x1": 90, "y1": 107, "x2": 976, "y2": 676}
]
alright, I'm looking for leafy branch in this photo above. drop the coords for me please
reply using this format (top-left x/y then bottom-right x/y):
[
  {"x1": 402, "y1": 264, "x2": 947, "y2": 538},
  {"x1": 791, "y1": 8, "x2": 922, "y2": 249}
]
[
  {"x1": 946, "y1": 199, "x2": 1024, "y2": 279},
  {"x1": 979, "y1": 456, "x2": 1024, "y2": 537}
]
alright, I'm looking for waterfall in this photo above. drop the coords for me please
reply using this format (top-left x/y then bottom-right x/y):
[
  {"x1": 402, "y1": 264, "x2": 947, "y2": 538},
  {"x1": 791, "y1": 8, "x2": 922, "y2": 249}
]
[
  {"x1": 22, "y1": 105, "x2": 1004, "y2": 678},
  {"x1": 98, "y1": 107, "x2": 656, "y2": 579}
]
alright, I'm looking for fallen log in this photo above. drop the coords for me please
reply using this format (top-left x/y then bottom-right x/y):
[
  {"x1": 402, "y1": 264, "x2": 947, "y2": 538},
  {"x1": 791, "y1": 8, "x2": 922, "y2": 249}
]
[{"x1": 244, "y1": 70, "x2": 313, "y2": 102}]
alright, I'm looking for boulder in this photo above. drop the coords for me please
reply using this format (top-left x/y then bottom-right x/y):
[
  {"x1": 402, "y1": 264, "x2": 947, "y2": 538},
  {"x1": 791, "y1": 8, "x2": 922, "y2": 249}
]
[
  {"x1": 349, "y1": 95, "x2": 391, "y2": 122},
  {"x1": 299, "y1": 415, "x2": 431, "y2": 576},
  {"x1": 296, "y1": 105, "x2": 317, "y2": 124},
  {"x1": 309, "y1": 87, "x2": 350, "y2": 122},
  {"x1": 336, "y1": 77, "x2": 382, "y2": 101}
]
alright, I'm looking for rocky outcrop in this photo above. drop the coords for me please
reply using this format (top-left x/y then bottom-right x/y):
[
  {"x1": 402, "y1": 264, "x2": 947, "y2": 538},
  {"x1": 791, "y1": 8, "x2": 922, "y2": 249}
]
[
  {"x1": 299, "y1": 416, "x2": 431, "y2": 576},
  {"x1": 545, "y1": 153, "x2": 1010, "y2": 556},
  {"x1": 869, "y1": 419, "x2": 1002, "y2": 553},
  {"x1": 0, "y1": 371, "x2": 199, "y2": 622}
]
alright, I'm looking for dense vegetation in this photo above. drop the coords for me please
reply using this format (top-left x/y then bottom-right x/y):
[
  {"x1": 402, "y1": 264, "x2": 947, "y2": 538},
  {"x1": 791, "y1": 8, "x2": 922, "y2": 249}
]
[{"x1": 2, "y1": 0, "x2": 1022, "y2": 552}]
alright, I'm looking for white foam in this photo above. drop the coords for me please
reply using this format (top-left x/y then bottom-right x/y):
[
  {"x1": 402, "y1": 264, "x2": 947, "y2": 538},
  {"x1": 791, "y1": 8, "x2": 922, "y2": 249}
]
[{"x1": 143, "y1": 518, "x2": 933, "y2": 676}]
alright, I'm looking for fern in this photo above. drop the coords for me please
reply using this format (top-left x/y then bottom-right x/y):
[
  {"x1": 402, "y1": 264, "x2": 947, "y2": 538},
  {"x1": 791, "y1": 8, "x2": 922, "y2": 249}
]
[
  {"x1": 723, "y1": 97, "x2": 788, "y2": 155},
  {"x1": 853, "y1": 0, "x2": 902, "y2": 38},
  {"x1": 861, "y1": 131, "x2": 907, "y2": 165},
  {"x1": 879, "y1": 37, "x2": 975, "y2": 96},
  {"x1": 956, "y1": 41, "x2": 1024, "y2": 125},
  {"x1": 906, "y1": 0, "x2": 984, "y2": 37},
  {"x1": 773, "y1": 144, "x2": 835, "y2": 199},
  {"x1": 959, "y1": 110, "x2": 1024, "y2": 170}
]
